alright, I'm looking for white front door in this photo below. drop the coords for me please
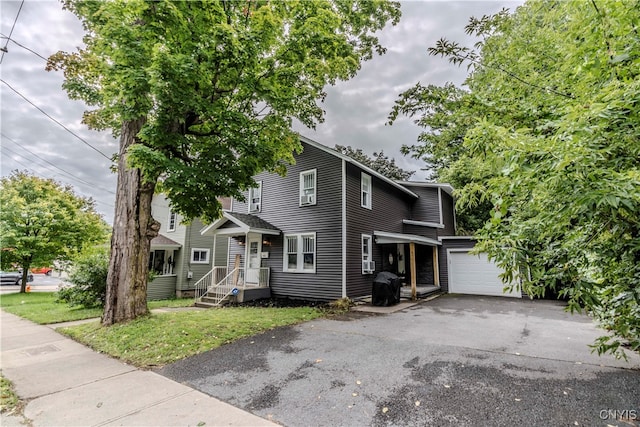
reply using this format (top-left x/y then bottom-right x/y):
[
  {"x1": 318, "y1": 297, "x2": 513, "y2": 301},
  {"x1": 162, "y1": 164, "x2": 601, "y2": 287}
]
[{"x1": 246, "y1": 235, "x2": 262, "y2": 285}]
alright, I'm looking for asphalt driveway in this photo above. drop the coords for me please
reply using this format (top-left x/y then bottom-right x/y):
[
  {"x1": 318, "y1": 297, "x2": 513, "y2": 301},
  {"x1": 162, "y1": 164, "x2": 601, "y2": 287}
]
[{"x1": 158, "y1": 295, "x2": 640, "y2": 426}]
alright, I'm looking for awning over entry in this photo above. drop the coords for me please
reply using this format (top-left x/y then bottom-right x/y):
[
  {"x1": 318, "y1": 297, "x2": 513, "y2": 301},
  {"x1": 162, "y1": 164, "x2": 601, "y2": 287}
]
[
  {"x1": 373, "y1": 231, "x2": 441, "y2": 247},
  {"x1": 150, "y1": 234, "x2": 182, "y2": 249},
  {"x1": 200, "y1": 212, "x2": 281, "y2": 237}
]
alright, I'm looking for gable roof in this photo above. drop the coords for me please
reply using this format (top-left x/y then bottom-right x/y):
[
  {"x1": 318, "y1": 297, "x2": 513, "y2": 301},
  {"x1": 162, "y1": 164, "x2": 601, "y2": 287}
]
[
  {"x1": 201, "y1": 211, "x2": 281, "y2": 236},
  {"x1": 299, "y1": 135, "x2": 419, "y2": 199}
]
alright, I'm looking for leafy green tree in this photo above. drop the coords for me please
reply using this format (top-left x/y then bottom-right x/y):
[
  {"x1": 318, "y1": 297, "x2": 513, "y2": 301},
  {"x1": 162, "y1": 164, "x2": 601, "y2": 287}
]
[
  {"x1": 334, "y1": 145, "x2": 414, "y2": 180},
  {"x1": 58, "y1": 246, "x2": 109, "y2": 308},
  {"x1": 47, "y1": 0, "x2": 401, "y2": 325},
  {"x1": 0, "y1": 171, "x2": 110, "y2": 292},
  {"x1": 388, "y1": 83, "x2": 492, "y2": 233},
  {"x1": 394, "y1": 0, "x2": 640, "y2": 357}
]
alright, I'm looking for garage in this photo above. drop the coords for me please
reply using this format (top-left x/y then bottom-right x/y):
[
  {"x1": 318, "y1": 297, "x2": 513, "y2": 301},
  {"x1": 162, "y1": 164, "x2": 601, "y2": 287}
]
[{"x1": 447, "y1": 249, "x2": 521, "y2": 298}]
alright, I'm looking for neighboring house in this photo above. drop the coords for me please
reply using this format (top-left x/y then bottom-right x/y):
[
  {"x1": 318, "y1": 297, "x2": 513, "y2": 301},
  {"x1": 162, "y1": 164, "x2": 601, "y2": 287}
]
[
  {"x1": 148, "y1": 195, "x2": 229, "y2": 300},
  {"x1": 149, "y1": 135, "x2": 520, "y2": 303}
]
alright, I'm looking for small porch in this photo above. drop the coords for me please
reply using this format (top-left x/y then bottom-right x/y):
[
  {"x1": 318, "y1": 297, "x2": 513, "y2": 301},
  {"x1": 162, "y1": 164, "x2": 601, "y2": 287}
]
[
  {"x1": 148, "y1": 234, "x2": 181, "y2": 300},
  {"x1": 374, "y1": 231, "x2": 442, "y2": 301},
  {"x1": 198, "y1": 212, "x2": 280, "y2": 307}
]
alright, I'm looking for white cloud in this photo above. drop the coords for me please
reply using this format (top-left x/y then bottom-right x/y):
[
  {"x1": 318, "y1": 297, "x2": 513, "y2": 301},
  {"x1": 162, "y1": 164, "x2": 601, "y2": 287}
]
[{"x1": 1, "y1": 0, "x2": 522, "y2": 225}]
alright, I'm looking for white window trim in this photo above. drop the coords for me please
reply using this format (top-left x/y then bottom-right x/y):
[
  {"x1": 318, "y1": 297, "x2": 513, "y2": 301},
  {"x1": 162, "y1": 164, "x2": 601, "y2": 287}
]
[
  {"x1": 190, "y1": 248, "x2": 210, "y2": 264},
  {"x1": 362, "y1": 234, "x2": 375, "y2": 274},
  {"x1": 299, "y1": 169, "x2": 317, "y2": 206},
  {"x1": 283, "y1": 232, "x2": 317, "y2": 273},
  {"x1": 248, "y1": 181, "x2": 262, "y2": 213},
  {"x1": 361, "y1": 172, "x2": 372, "y2": 209},
  {"x1": 167, "y1": 211, "x2": 177, "y2": 232}
]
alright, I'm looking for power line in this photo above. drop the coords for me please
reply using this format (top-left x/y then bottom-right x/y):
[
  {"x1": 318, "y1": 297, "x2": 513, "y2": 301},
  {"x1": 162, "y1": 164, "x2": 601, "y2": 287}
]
[
  {"x1": 0, "y1": 146, "x2": 115, "y2": 210},
  {"x1": 1, "y1": 132, "x2": 116, "y2": 195},
  {"x1": 0, "y1": 0, "x2": 25, "y2": 64},
  {"x1": 0, "y1": 33, "x2": 48, "y2": 62},
  {"x1": 0, "y1": 78, "x2": 113, "y2": 160}
]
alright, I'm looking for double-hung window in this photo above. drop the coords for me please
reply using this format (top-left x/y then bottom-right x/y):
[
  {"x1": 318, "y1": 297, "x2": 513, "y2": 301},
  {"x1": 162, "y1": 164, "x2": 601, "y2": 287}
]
[
  {"x1": 167, "y1": 211, "x2": 177, "y2": 232},
  {"x1": 191, "y1": 248, "x2": 210, "y2": 264},
  {"x1": 361, "y1": 173, "x2": 372, "y2": 209},
  {"x1": 284, "y1": 233, "x2": 316, "y2": 273},
  {"x1": 362, "y1": 234, "x2": 375, "y2": 274},
  {"x1": 248, "y1": 181, "x2": 262, "y2": 213},
  {"x1": 299, "y1": 169, "x2": 317, "y2": 206}
]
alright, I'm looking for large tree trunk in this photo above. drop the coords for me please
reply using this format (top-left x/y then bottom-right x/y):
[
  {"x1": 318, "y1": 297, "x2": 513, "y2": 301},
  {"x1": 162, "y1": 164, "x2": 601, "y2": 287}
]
[{"x1": 103, "y1": 118, "x2": 160, "y2": 326}]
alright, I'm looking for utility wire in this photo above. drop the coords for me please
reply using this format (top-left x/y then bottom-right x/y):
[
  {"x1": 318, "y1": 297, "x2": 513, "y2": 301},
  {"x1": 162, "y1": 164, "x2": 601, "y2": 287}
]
[
  {"x1": 0, "y1": 0, "x2": 25, "y2": 64},
  {"x1": 1, "y1": 132, "x2": 116, "y2": 195},
  {"x1": 0, "y1": 79, "x2": 112, "y2": 160},
  {"x1": 0, "y1": 33, "x2": 48, "y2": 62},
  {"x1": 0, "y1": 146, "x2": 115, "y2": 210}
]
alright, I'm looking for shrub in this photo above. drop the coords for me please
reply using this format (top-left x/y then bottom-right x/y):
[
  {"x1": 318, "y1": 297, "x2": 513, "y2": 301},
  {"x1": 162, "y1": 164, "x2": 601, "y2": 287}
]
[{"x1": 57, "y1": 247, "x2": 109, "y2": 308}]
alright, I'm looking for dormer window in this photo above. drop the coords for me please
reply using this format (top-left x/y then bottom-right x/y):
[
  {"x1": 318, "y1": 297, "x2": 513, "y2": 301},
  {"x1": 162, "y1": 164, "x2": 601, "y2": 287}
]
[
  {"x1": 248, "y1": 181, "x2": 262, "y2": 213},
  {"x1": 299, "y1": 169, "x2": 317, "y2": 206}
]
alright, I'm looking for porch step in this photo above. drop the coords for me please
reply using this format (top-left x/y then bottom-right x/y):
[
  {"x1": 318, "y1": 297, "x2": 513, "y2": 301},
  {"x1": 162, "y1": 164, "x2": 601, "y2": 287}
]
[
  {"x1": 195, "y1": 300, "x2": 219, "y2": 308},
  {"x1": 200, "y1": 296, "x2": 223, "y2": 304},
  {"x1": 196, "y1": 294, "x2": 231, "y2": 308},
  {"x1": 400, "y1": 285, "x2": 440, "y2": 299}
]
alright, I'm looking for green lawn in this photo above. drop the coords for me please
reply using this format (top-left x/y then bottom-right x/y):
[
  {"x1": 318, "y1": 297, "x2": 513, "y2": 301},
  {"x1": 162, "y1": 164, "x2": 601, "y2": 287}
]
[
  {"x1": 0, "y1": 291, "x2": 327, "y2": 369},
  {"x1": 59, "y1": 306, "x2": 322, "y2": 368},
  {"x1": 0, "y1": 375, "x2": 20, "y2": 415},
  {"x1": 0, "y1": 292, "x2": 194, "y2": 324}
]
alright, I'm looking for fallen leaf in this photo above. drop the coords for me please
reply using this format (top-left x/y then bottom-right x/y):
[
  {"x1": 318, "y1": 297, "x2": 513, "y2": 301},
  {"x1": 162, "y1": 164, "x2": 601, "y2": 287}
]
[
  {"x1": 515, "y1": 398, "x2": 521, "y2": 402},
  {"x1": 352, "y1": 393, "x2": 358, "y2": 397},
  {"x1": 415, "y1": 401, "x2": 420, "y2": 407},
  {"x1": 444, "y1": 385, "x2": 451, "y2": 388},
  {"x1": 315, "y1": 359, "x2": 322, "y2": 363},
  {"x1": 563, "y1": 391, "x2": 568, "y2": 395},
  {"x1": 356, "y1": 380, "x2": 362, "y2": 385},
  {"x1": 382, "y1": 407, "x2": 389, "y2": 414}
]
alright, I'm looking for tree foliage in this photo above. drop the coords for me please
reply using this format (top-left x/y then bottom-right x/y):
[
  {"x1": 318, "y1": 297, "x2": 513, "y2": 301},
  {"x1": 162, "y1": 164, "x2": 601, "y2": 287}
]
[
  {"x1": 0, "y1": 171, "x2": 110, "y2": 292},
  {"x1": 334, "y1": 144, "x2": 414, "y2": 180},
  {"x1": 48, "y1": 0, "x2": 401, "y2": 324},
  {"x1": 57, "y1": 246, "x2": 109, "y2": 308},
  {"x1": 393, "y1": 0, "x2": 640, "y2": 357},
  {"x1": 48, "y1": 0, "x2": 401, "y2": 223}
]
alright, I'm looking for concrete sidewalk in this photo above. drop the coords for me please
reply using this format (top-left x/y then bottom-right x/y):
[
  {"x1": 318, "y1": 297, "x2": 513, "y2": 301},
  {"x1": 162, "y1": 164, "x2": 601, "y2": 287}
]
[{"x1": 0, "y1": 310, "x2": 276, "y2": 426}]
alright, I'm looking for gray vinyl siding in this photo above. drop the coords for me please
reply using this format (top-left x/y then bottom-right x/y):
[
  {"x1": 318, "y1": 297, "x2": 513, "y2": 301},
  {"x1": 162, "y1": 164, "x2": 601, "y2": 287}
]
[
  {"x1": 177, "y1": 218, "x2": 214, "y2": 291},
  {"x1": 345, "y1": 162, "x2": 414, "y2": 298},
  {"x1": 408, "y1": 187, "x2": 441, "y2": 224},
  {"x1": 214, "y1": 236, "x2": 229, "y2": 267},
  {"x1": 232, "y1": 142, "x2": 343, "y2": 301},
  {"x1": 440, "y1": 192, "x2": 456, "y2": 236},
  {"x1": 438, "y1": 238, "x2": 476, "y2": 293},
  {"x1": 147, "y1": 276, "x2": 177, "y2": 300},
  {"x1": 402, "y1": 224, "x2": 439, "y2": 240}
]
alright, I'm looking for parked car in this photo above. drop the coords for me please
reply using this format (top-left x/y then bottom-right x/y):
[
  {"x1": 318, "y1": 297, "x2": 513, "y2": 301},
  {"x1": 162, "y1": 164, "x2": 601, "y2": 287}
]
[
  {"x1": 31, "y1": 267, "x2": 53, "y2": 275},
  {"x1": 0, "y1": 270, "x2": 34, "y2": 286}
]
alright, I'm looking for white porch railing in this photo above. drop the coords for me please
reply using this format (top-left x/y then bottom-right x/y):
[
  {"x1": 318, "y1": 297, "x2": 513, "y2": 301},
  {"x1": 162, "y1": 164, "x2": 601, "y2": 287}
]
[
  {"x1": 194, "y1": 266, "x2": 270, "y2": 306},
  {"x1": 194, "y1": 266, "x2": 230, "y2": 299}
]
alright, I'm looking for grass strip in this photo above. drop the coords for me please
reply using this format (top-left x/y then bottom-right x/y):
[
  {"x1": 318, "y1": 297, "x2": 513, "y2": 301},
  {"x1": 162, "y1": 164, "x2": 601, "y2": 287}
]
[
  {"x1": 0, "y1": 375, "x2": 20, "y2": 415},
  {"x1": 0, "y1": 292, "x2": 194, "y2": 324},
  {"x1": 59, "y1": 306, "x2": 322, "y2": 368}
]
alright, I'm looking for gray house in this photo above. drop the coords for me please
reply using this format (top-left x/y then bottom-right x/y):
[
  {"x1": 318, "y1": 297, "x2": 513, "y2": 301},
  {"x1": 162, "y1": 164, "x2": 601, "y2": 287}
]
[
  {"x1": 198, "y1": 136, "x2": 464, "y2": 304},
  {"x1": 149, "y1": 136, "x2": 521, "y2": 303}
]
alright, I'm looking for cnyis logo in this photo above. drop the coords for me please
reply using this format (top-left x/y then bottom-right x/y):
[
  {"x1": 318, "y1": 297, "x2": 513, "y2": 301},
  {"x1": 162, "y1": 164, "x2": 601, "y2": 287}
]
[{"x1": 599, "y1": 409, "x2": 638, "y2": 421}]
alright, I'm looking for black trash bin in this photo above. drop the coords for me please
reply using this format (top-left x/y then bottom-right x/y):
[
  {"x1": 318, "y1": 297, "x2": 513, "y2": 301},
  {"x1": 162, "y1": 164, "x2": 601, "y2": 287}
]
[{"x1": 372, "y1": 271, "x2": 401, "y2": 306}]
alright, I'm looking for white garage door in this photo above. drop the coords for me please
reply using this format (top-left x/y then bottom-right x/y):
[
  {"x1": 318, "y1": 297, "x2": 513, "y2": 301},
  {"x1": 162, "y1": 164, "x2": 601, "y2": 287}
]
[{"x1": 448, "y1": 250, "x2": 520, "y2": 298}]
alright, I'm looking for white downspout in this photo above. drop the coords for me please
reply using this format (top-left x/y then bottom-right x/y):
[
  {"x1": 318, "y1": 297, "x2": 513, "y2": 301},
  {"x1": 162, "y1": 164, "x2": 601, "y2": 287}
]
[{"x1": 342, "y1": 159, "x2": 347, "y2": 299}]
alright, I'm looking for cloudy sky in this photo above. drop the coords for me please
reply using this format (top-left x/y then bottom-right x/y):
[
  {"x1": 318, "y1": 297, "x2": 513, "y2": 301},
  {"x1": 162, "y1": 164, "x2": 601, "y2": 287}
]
[{"x1": 1, "y1": 0, "x2": 521, "y2": 225}]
